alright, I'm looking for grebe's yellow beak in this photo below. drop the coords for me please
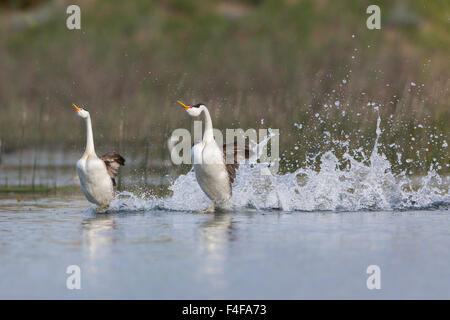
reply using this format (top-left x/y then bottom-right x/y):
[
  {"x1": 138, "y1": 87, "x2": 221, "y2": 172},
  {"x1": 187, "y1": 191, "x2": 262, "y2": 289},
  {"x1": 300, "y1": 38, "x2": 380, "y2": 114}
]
[
  {"x1": 177, "y1": 100, "x2": 190, "y2": 110},
  {"x1": 73, "y1": 103, "x2": 81, "y2": 111}
]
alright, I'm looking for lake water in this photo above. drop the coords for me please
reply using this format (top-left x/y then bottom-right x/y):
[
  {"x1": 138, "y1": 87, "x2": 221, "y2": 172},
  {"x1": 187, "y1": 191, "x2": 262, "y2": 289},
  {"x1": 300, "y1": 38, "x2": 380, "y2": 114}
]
[
  {"x1": 0, "y1": 191, "x2": 448, "y2": 299},
  {"x1": 1, "y1": 119, "x2": 449, "y2": 299}
]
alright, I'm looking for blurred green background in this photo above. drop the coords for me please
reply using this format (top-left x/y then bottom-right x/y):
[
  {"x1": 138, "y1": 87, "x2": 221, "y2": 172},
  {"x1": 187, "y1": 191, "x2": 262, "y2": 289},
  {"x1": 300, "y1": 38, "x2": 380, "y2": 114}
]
[{"x1": 0, "y1": 0, "x2": 448, "y2": 177}]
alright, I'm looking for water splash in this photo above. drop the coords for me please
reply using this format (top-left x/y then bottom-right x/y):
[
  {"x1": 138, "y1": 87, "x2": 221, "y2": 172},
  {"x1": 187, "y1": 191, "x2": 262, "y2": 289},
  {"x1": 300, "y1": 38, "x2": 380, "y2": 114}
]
[{"x1": 110, "y1": 116, "x2": 449, "y2": 212}]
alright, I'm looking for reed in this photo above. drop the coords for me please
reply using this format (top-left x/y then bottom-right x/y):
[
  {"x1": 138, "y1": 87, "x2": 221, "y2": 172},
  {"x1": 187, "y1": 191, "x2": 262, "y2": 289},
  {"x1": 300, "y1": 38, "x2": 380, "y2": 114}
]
[
  {"x1": 31, "y1": 102, "x2": 45, "y2": 190},
  {"x1": 143, "y1": 138, "x2": 150, "y2": 186},
  {"x1": 117, "y1": 116, "x2": 125, "y2": 191},
  {"x1": 0, "y1": 0, "x2": 448, "y2": 176},
  {"x1": 0, "y1": 139, "x2": 2, "y2": 167},
  {"x1": 17, "y1": 107, "x2": 26, "y2": 187}
]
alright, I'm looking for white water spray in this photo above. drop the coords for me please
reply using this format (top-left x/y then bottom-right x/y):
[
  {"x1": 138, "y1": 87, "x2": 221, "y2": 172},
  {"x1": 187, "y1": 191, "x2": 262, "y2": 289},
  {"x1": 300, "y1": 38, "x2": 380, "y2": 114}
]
[{"x1": 109, "y1": 116, "x2": 449, "y2": 212}]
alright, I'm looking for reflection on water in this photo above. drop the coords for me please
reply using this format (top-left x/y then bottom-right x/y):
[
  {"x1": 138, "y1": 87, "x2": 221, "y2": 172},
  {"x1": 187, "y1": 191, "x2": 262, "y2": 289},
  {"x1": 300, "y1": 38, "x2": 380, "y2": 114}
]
[
  {"x1": 0, "y1": 193, "x2": 448, "y2": 299},
  {"x1": 82, "y1": 214, "x2": 117, "y2": 260},
  {"x1": 198, "y1": 213, "x2": 234, "y2": 289}
]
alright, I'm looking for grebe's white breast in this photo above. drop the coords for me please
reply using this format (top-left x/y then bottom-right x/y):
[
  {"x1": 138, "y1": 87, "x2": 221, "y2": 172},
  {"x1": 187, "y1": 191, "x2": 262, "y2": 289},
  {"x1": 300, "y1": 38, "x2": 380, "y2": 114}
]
[
  {"x1": 77, "y1": 155, "x2": 114, "y2": 206},
  {"x1": 192, "y1": 140, "x2": 231, "y2": 203}
]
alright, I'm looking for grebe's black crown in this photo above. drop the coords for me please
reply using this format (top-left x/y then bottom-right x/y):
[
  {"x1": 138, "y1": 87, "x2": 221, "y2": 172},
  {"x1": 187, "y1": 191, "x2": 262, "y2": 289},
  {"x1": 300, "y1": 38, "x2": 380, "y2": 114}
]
[{"x1": 191, "y1": 103, "x2": 204, "y2": 108}]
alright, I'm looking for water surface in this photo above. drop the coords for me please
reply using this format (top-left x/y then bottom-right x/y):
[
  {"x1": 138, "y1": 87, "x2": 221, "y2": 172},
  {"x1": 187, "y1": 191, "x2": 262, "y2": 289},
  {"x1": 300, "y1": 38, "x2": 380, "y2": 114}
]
[{"x1": 0, "y1": 192, "x2": 448, "y2": 299}]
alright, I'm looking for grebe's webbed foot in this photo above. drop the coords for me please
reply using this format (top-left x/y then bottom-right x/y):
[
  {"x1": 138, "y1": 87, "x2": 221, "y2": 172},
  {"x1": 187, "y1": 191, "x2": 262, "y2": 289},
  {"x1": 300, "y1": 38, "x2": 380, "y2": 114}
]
[
  {"x1": 196, "y1": 201, "x2": 216, "y2": 214},
  {"x1": 95, "y1": 204, "x2": 109, "y2": 212}
]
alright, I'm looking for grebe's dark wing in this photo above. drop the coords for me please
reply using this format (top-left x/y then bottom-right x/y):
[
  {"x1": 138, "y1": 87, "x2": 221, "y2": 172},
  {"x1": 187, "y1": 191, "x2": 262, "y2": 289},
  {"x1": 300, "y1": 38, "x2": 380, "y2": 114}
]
[
  {"x1": 100, "y1": 152, "x2": 125, "y2": 186},
  {"x1": 222, "y1": 142, "x2": 251, "y2": 186}
]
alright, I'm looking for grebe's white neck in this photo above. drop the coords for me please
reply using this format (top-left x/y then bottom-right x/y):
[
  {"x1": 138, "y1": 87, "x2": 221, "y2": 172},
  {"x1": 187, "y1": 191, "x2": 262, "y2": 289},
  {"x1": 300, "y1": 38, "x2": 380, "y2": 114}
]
[
  {"x1": 83, "y1": 115, "x2": 96, "y2": 157},
  {"x1": 201, "y1": 105, "x2": 214, "y2": 143}
]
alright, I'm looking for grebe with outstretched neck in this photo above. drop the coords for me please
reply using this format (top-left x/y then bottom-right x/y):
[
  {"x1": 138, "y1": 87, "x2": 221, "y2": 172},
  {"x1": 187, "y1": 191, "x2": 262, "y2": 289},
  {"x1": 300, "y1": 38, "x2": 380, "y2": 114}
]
[
  {"x1": 177, "y1": 100, "x2": 249, "y2": 212},
  {"x1": 73, "y1": 104, "x2": 125, "y2": 210}
]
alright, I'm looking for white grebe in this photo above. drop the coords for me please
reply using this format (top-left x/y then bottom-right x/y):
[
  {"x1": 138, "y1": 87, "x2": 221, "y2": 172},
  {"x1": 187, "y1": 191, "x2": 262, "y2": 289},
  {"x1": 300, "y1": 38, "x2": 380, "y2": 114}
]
[
  {"x1": 73, "y1": 104, "x2": 125, "y2": 210},
  {"x1": 178, "y1": 100, "x2": 249, "y2": 212}
]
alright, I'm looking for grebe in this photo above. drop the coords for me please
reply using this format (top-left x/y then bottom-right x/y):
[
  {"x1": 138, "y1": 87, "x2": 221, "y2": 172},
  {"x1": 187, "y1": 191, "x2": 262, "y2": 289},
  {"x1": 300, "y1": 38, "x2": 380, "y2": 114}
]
[
  {"x1": 73, "y1": 104, "x2": 125, "y2": 210},
  {"x1": 177, "y1": 100, "x2": 249, "y2": 212}
]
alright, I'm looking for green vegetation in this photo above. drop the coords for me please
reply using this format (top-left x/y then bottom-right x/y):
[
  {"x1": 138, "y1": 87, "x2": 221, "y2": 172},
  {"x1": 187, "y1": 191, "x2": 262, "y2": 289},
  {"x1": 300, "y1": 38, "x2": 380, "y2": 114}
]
[
  {"x1": 0, "y1": 185, "x2": 78, "y2": 193},
  {"x1": 0, "y1": 0, "x2": 448, "y2": 176},
  {"x1": 0, "y1": 0, "x2": 47, "y2": 10}
]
